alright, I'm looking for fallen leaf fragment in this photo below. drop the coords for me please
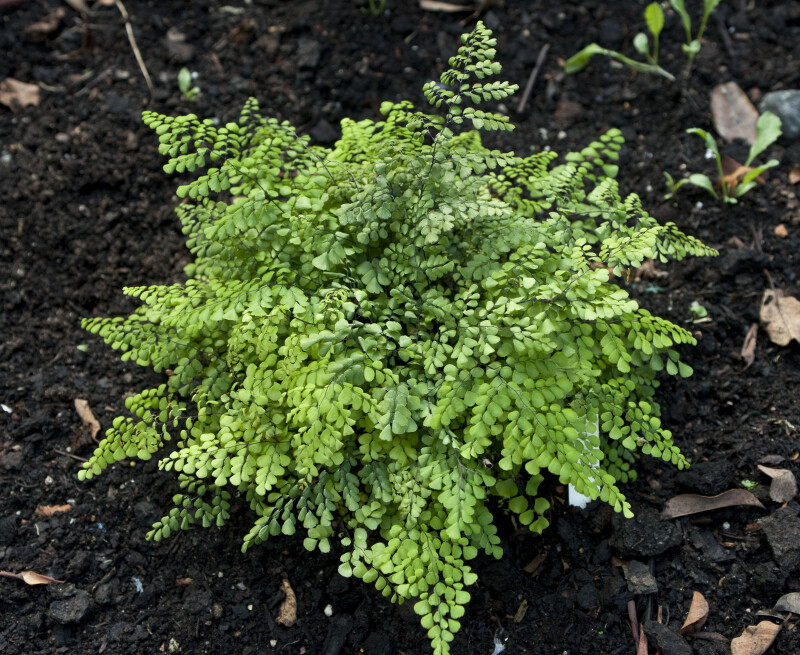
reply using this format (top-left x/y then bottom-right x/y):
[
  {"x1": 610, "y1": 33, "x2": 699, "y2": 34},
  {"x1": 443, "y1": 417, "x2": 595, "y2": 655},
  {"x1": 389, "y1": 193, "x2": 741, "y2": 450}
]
[
  {"x1": 759, "y1": 455, "x2": 786, "y2": 465},
  {"x1": 24, "y1": 8, "x2": 66, "y2": 41},
  {"x1": 774, "y1": 592, "x2": 800, "y2": 615},
  {"x1": 34, "y1": 504, "x2": 72, "y2": 517},
  {"x1": 0, "y1": 570, "x2": 64, "y2": 585},
  {"x1": 175, "y1": 577, "x2": 193, "y2": 587},
  {"x1": 711, "y1": 81, "x2": 759, "y2": 145},
  {"x1": 731, "y1": 621, "x2": 780, "y2": 655},
  {"x1": 419, "y1": 0, "x2": 472, "y2": 11},
  {"x1": 760, "y1": 289, "x2": 800, "y2": 346},
  {"x1": 276, "y1": 577, "x2": 297, "y2": 627},
  {"x1": 680, "y1": 591, "x2": 710, "y2": 635},
  {"x1": 663, "y1": 489, "x2": 765, "y2": 519},
  {"x1": 790, "y1": 165, "x2": 800, "y2": 185},
  {"x1": 722, "y1": 157, "x2": 764, "y2": 193},
  {"x1": 74, "y1": 398, "x2": 101, "y2": 441},
  {"x1": 773, "y1": 224, "x2": 788, "y2": 238},
  {"x1": 741, "y1": 323, "x2": 758, "y2": 369},
  {"x1": 0, "y1": 78, "x2": 41, "y2": 111},
  {"x1": 757, "y1": 465, "x2": 798, "y2": 503}
]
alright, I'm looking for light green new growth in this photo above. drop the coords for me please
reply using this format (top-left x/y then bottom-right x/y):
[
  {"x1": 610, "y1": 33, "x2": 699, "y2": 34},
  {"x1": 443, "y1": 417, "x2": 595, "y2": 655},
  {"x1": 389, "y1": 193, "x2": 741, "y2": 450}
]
[
  {"x1": 565, "y1": 1, "x2": 725, "y2": 81},
  {"x1": 665, "y1": 111, "x2": 782, "y2": 203},
  {"x1": 80, "y1": 23, "x2": 716, "y2": 654}
]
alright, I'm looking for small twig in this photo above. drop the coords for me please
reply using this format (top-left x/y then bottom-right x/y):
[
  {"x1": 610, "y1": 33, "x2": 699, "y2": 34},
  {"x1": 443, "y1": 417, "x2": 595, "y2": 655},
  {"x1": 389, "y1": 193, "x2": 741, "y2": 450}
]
[
  {"x1": 54, "y1": 448, "x2": 88, "y2": 462},
  {"x1": 75, "y1": 68, "x2": 113, "y2": 96},
  {"x1": 115, "y1": 0, "x2": 153, "y2": 101},
  {"x1": 516, "y1": 43, "x2": 549, "y2": 114},
  {"x1": 714, "y1": 14, "x2": 737, "y2": 70},
  {"x1": 628, "y1": 600, "x2": 640, "y2": 645}
]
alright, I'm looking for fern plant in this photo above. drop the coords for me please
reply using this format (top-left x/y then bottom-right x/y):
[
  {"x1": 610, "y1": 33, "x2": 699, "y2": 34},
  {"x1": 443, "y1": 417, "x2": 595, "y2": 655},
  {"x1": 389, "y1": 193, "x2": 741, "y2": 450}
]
[{"x1": 80, "y1": 22, "x2": 715, "y2": 654}]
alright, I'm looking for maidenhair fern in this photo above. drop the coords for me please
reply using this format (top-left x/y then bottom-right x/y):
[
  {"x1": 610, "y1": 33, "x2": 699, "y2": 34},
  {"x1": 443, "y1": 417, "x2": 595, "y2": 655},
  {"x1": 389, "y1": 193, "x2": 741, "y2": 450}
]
[{"x1": 80, "y1": 22, "x2": 716, "y2": 654}]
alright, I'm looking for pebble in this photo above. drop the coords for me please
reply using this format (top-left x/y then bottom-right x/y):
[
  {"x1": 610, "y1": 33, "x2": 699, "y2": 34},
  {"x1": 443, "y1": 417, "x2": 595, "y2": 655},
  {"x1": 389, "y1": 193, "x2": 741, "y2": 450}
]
[
  {"x1": 610, "y1": 508, "x2": 682, "y2": 557},
  {"x1": 0, "y1": 515, "x2": 17, "y2": 546},
  {"x1": 48, "y1": 590, "x2": 91, "y2": 624},
  {"x1": 643, "y1": 620, "x2": 692, "y2": 655},
  {"x1": 364, "y1": 631, "x2": 393, "y2": 655},
  {"x1": 310, "y1": 119, "x2": 339, "y2": 145},
  {"x1": 760, "y1": 90, "x2": 800, "y2": 140},
  {"x1": 757, "y1": 507, "x2": 800, "y2": 572},
  {"x1": 626, "y1": 560, "x2": 658, "y2": 594},
  {"x1": 678, "y1": 458, "x2": 735, "y2": 495},
  {"x1": 322, "y1": 614, "x2": 353, "y2": 655},
  {"x1": 296, "y1": 38, "x2": 321, "y2": 70}
]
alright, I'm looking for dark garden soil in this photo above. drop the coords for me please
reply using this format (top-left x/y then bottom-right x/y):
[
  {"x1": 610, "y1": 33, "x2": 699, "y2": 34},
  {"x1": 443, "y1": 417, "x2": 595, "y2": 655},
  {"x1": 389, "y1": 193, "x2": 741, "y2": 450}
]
[{"x1": 2, "y1": 1, "x2": 800, "y2": 653}]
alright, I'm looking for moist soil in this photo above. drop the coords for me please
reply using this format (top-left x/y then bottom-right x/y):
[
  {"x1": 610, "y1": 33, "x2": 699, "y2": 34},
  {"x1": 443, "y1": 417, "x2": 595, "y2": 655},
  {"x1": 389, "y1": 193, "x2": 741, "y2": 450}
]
[{"x1": 2, "y1": 1, "x2": 800, "y2": 654}]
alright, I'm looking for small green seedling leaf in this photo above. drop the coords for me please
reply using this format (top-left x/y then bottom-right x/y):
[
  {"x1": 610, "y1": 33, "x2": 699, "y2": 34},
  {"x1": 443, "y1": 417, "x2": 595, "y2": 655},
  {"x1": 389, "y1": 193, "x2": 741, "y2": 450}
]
[
  {"x1": 645, "y1": 3, "x2": 664, "y2": 38},
  {"x1": 745, "y1": 112, "x2": 782, "y2": 166}
]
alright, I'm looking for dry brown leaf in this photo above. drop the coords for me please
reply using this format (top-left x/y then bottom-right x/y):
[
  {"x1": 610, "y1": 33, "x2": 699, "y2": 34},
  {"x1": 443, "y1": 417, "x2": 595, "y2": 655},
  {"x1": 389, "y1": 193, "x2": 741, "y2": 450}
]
[
  {"x1": 663, "y1": 489, "x2": 765, "y2": 519},
  {"x1": 0, "y1": 570, "x2": 64, "y2": 585},
  {"x1": 774, "y1": 592, "x2": 800, "y2": 614},
  {"x1": 680, "y1": 591, "x2": 710, "y2": 635},
  {"x1": 774, "y1": 224, "x2": 788, "y2": 238},
  {"x1": 722, "y1": 159, "x2": 763, "y2": 193},
  {"x1": 632, "y1": 259, "x2": 668, "y2": 282},
  {"x1": 0, "y1": 78, "x2": 41, "y2": 111},
  {"x1": 711, "y1": 81, "x2": 759, "y2": 145},
  {"x1": 25, "y1": 8, "x2": 66, "y2": 41},
  {"x1": 757, "y1": 465, "x2": 798, "y2": 503},
  {"x1": 790, "y1": 165, "x2": 800, "y2": 185},
  {"x1": 34, "y1": 504, "x2": 72, "y2": 517},
  {"x1": 741, "y1": 323, "x2": 758, "y2": 369},
  {"x1": 513, "y1": 598, "x2": 528, "y2": 623},
  {"x1": 760, "y1": 289, "x2": 800, "y2": 347},
  {"x1": 758, "y1": 454, "x2": 786, "y2": 466},
  {"x1": 637, "y1": 629, "x2": 648, "y2": 655},
  {"x1": 419, "y1": 0, "x2": 473, "y2": 11},
  {"x1": 74, "y1": 398, "x2": 101, "y2": 441},
  {"x1": 276, "y1": 578, "x2": 297, "y2": 627},
  {"x1": 731, "y1": 621, "x2": 780, "y2": 655},
  {"x1": 175, "y1": 577, "x2": 193, "y2": 587},
  {"x1": 523, "y1": 550, "x2": 547, "y2": 575}
]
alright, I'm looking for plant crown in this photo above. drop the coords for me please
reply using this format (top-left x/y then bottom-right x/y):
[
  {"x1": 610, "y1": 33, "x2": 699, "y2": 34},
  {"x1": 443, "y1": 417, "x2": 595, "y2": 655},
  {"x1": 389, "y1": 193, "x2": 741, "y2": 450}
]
[{"x1": 81, "y1": 22, "x2": 716, "y2": 654}]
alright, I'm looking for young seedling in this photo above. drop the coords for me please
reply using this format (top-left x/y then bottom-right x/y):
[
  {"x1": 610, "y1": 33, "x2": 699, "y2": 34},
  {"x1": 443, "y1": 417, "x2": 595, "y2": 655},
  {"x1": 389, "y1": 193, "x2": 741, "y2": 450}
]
[
  {"x1": 566, "y1": 1, "x2": 725, "y2": 82},
  {"x1": 566, "y1": 3, "x2": 674, "y2": 81},
  {"x1": 361, "y1": 0, "x2": 386, "y2": 17},
  {"x1": 665, "y1": 111, "x2": 782, "y2": 203},
  {"x1": 671, "y1": 0, "x2": 723, "y2": 78},
  {"x1": 177, "y1": 67, "x2": 201, "y2": 101}
]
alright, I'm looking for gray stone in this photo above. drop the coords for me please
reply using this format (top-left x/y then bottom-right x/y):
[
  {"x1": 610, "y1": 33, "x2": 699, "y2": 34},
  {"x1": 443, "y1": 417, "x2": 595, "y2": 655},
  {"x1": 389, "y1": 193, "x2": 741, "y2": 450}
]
[
  {"x1": 0, "y1": 515, "x2": 17, "y2": 546},
  {"x1": 48, "y1": 590, "x2": 91, "y2": 624},
  {"x1": 679, "y1": 459, "x2": 735, "y2": 496},
  {"x1": 296, "y1": 38, "x2": 321, "y2": 70},
  {"x1": 758, "y1": 507, "x2": 800, "y2": 572},
  {"x1": 692, "y1": 638, "x2": 731, "y2": 655},
  {"x1": 626, "y1": 560, "x2": 658, "y2": 594},
  {"x1": 760, "y1": 90, "x2": 800, "y2": 140},
  {"x1": 183, "y1": 584, "x2": 213, "y2": 616},
  {"x1": 133, "y1": 501, "x2": 159, "y2": 524},
  {"x1": 611, "y1": 508, "x2": 682, "y2": 557},
  {"x1": 365, "y1": 631, "x2": 393, "y2": 655},
  {"x1": 643, "y1": 620, "x2": 692, "y2": 655},
  {"x1": 322, "y1": 614, "x2": 353, "y2": 655},
  {"x1": 310, "y1": 119, "x2": 339, "y2": 145}
]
